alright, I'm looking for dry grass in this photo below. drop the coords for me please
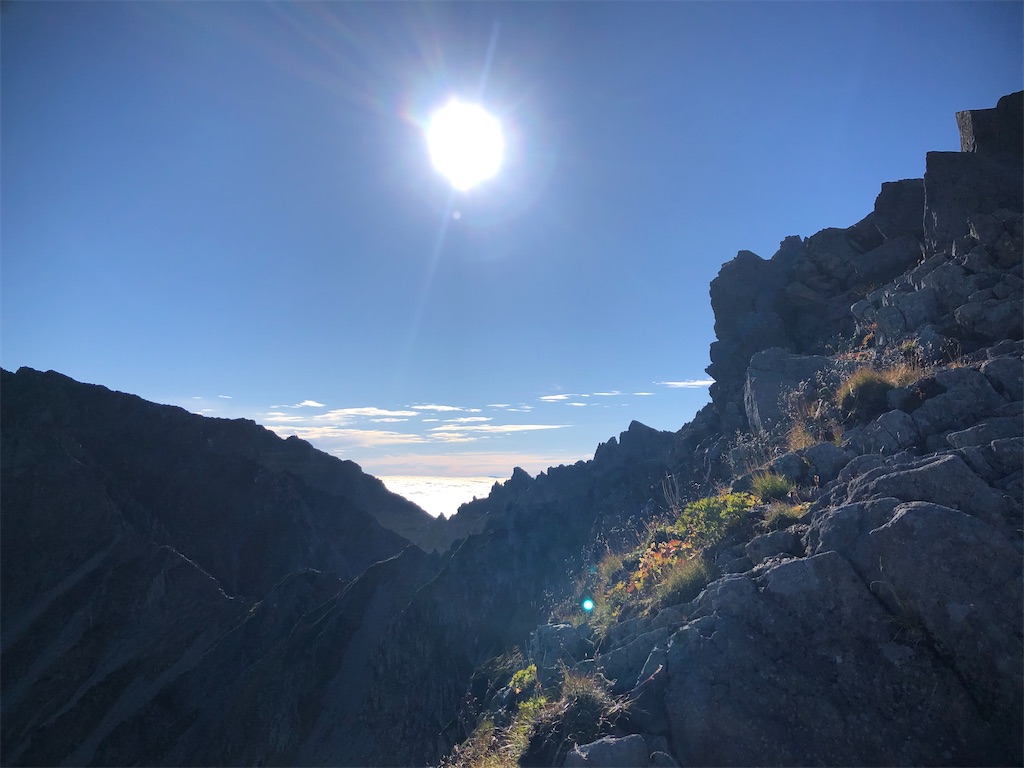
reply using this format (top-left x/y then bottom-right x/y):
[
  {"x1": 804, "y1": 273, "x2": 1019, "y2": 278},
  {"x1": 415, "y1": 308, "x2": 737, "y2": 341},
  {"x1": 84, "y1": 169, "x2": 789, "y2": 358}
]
[
  {"x1": 760, "y1": 501, "x2": 810, "y2": 530},
  {"x1": 750, "y1": 471, "x2": 793, "y2": 502}
]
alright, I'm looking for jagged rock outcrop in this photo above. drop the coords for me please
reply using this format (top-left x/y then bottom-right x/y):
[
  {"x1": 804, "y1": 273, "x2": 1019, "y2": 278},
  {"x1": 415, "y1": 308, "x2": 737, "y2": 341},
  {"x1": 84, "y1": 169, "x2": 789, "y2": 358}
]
[
  {"x1": 707, "y1": 194, "x2": 926, "y2": 430},
  {"x1": 464, "y1": 93, "x2": 1022, "y2": 768},
  {"x1": 956, "y1": 90, "x2": 1024, "y2": 154}
]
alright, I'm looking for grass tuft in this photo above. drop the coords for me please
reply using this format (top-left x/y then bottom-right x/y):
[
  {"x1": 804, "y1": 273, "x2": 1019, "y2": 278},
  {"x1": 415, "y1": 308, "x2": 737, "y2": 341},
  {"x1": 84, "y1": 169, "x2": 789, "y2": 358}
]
[
  {"x1": 760, "y1": 501, "x2": 810, "y2": 530},
  {"x1": 750, "y1": 471, "x2": 792, "y2": 502}
]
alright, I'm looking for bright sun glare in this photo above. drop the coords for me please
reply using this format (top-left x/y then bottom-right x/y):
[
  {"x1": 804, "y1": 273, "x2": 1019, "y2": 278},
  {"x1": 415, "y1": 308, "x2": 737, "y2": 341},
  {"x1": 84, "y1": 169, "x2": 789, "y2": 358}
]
[{"x1": 426, "y1": 99, "x2": 504, "y2": 191}]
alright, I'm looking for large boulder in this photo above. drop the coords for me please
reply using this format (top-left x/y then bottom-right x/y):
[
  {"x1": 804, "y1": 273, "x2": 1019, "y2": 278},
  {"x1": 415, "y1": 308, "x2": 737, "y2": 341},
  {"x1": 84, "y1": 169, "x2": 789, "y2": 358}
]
[
  {"x1": 956, "y1": 91, "x2": 1024, "y2": 155},
  {"x1": 872, "y1": 179, "x2": 925, "y2": 240},
  {"x1": 528, "y1": 624, "x2": 594, "y2": 687},
  {"x1": 923, "y1": 150, "x2": 1023, "y2": 257},
  {"x1": 663, "y1": 552, "x2": 1015, "y2": 766},
  {"x1": 742, "y1": 349, "x2": 835, "y2": 434},
  {"x1": 859, "y1": 501, "x2": 1022, "y2": 729},
  {"x1": 910, "y1": 367, "x2": 1006, "y2": 440}
]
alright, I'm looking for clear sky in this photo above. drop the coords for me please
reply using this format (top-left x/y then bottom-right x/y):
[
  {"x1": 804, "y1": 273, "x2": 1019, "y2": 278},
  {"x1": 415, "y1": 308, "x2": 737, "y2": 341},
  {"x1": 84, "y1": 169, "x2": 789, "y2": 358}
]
[{"x1": 3, "y1": 2, "x2": 1022, "y2": 491}]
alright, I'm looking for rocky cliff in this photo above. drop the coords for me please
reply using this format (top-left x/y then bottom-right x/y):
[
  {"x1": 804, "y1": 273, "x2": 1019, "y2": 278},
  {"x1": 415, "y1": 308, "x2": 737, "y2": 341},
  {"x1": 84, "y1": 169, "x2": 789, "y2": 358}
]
[
  {"x1": 1, "y1": 93, "x2": 1020, "y2": 767},
  {"x1": 444, "y1": 91, "x2": 1023, "y2": 767}
]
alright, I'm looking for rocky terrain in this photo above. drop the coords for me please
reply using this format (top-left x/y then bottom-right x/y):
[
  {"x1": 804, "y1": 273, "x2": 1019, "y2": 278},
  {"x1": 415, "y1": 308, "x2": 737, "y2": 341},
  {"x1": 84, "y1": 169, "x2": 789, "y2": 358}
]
[{"x1": 1, "y1": 92, "x2": 1020, "y2": 767}]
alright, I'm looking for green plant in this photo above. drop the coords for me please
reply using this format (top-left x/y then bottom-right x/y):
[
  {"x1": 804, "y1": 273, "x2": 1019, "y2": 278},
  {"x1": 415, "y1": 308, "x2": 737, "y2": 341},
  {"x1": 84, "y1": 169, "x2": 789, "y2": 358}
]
[
  {"x1": 678, "y1": 491, "x2": 758, "y2": 548},
  {"x1": 760, "y1": 501, "x2": 810, "y2": 530},
  {"x1": 653, "y1": 555, "x2": 710, "y2": 607},
  {"x1": 836, "y1": 367, "x2": 894, "y2": 423},
  {"x1": 750, "y1": 471, "x2": 793, "y2": 502},
  {"x1": 500, "y1": 694, "x2": 549, "y2": 764},
  {"x1": 518, "y1": 670, "x2": 621, "y2": 766},
  {"x1": 509, "y1": 664, "x2": 538, "y2": 696}
]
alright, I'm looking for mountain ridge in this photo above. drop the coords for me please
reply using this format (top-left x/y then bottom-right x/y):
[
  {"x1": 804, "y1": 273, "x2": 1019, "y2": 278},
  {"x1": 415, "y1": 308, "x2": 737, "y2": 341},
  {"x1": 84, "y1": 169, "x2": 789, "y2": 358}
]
[{"x1": 1, "y1": 91, "x2": 1021, "y2": 767}]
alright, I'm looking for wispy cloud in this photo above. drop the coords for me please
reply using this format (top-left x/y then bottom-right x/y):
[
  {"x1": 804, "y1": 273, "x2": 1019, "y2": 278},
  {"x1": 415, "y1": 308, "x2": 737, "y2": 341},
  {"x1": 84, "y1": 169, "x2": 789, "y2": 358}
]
[
  {"x1": 371, "y1": 417, "x2": 410, "y2": 423},
  {"x1": 315, "y1": 407, "x2": 418, "y2": 421},
  {"x1": 218, "y1": 394, "x2": 233, "y2": 399},
  {"x1": 633, "y1": 392, "x2": 655, "y2": 396},
  {"x1": 539, "y1": 394, "x2": 572, "y2": 402},
  {"x1": 428, "y1": 423, "x2": 569, "y2": 434},
  {"x1": 592, "y1": 391, "x2": 622, "y2": 397},
  {"x1": 264, "y1": 412, "x2": 306, "y2": 423},
  {"x1": 567, "y1": 402, "x2": 588, "y2": 407},
  {"x1": 658, "y1": 379, "x2": 714, "y2": 389},
  {"x1": 411, "y1": 404, "x2": 464, "y2": 412},
  {"x1": 265, "y1": 425, "x2": 429, "y2": 446},
  {"x1": 271, "y1": 399, "x2": 328, "y2": 409}
]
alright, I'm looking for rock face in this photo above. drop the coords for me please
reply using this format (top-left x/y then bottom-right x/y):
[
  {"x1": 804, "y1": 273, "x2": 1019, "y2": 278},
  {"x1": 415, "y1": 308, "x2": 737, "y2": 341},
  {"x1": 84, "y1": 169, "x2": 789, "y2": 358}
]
[
  {"x1": 459, "y1": 92, "x2": 1022, "y2": 768},
  {"x1": 956, "y1": 90, "x2": 1024, "y2": 154},
  {"x1": 2, "y1": 94, "x2": 1022, "y2": 768}
]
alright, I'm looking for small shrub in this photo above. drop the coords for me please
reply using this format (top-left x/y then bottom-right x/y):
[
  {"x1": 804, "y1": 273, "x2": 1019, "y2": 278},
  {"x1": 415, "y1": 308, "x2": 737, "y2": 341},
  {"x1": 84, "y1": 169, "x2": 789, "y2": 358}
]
[
  {"x1": 678, "y1": 491, "x2": 758, "y2": 547},
  {"x1": 882, "y1": 360, "x2": 928, "y2": 388},
  {"x1": 500, "y1": 694, "x2": 549, "y2": 764},
  {"x1": 786, "y1": 421, "x2": 818, "y2": 451},
  {"x1": 654, "y1": 555, "x2": 710, "y2": 607},
  {"x1": 760, "y1": 501, "x2": 810, "y2": 530},
  {"x1": 520, "y1": 670, "x2": 620, "y2": 766},
  {"x1": 750, "y1": 471, "x2": 792, "y2": 502},
  {"x1": 509, "y1": 664, "x2": 538, "y2": 696},
  {"x1": 836, "y1": 367, "x2": 894, "y2": 423},
  {"x1": 442, "y1": 718, "x2": 499, "y2": 768}
]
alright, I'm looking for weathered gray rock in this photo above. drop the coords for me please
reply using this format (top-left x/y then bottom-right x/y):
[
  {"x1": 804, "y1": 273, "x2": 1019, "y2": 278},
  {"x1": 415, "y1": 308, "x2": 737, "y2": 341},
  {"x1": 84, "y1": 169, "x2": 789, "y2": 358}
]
[
  {"x1": 769, "y1": 451, "x2": 809, "y2": 483},
  {"x1": 649, "y1": 750, "x2": 679, "y2": 768},
  {"x1": 919, "y1": 261, "x2": 970, "y2": 311},
  {"x1": 862, "y1": 502, "x2": 1022, "y2": 733},
  {"x1": 955, "y1": 297, "x2": 1024, "y2": 340},
  {"x1": 707, "y1": 250, "x2": 790, "y2": 416},
  {"x1": 800, "y1": 441, "x2": 854, "y2": 484},
  {"x1": 956, "y1": 91, "x2": 1023, "y2": 155},
  {"x1": 873, "y1": 179, "x2": 925, "y2": 240},
  {"x1": 528, "y1": 623, "x2": 594, "y2": 687},
  {"x1": 842, "y1": 454, "x2": 1012, "y2": 527},
  {"x1": 910, "y1": 367, "x2": 1005, "y2": 437},
  {"x1": 745, "y1": 529, "x2": 803, "y2": 566},
  {"x1": 946, "y1": 417, "x2": 1023, "y2": 448},
  {"x1": 844, "y1": 409, "x2": 920, "y2": 455},
  {"x1": 664, "y1": 551, "x2": 1014, "y2": 766},
  {"x1": 595, "y1": 627, "x2": 669, "y2": 694},
  {"x1": 806, "y1": 497, "x2": 900, "y2": 562},
  {"x1": 604, "y1": 616, "x2": 652, "y2": 650},
  {"x1": 565, "y1": 734, "x2": 649, "y2": 767},
  {"x1": 743, "y1": 349, "x2": 834, "y2": 433},
  {"x1": 851, "y1": 234, "x2": 922, "y2": 285},
  {"x1": 923, "y1": 150, "x2": 1024, "y2": 256},
  {"x1": 627, "y1": 659, "x2": 670, "y2": 737}
]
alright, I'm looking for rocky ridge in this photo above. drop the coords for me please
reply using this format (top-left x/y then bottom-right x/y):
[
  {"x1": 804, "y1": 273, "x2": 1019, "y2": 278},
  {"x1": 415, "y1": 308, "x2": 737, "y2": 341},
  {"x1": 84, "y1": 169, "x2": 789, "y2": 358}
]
[
  {"x1": 0, "y1": 93, "x2": 1021, "y2": 767},
  {"x1": 447, "y1": 92, "x2": 1022, "y2": 767}
]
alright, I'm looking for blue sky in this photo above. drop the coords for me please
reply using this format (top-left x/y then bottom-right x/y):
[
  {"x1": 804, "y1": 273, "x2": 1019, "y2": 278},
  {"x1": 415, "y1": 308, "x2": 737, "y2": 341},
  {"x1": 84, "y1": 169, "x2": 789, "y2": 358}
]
[{"x1": 3, "y1": 2, "x2": 1022, "y2": 485}]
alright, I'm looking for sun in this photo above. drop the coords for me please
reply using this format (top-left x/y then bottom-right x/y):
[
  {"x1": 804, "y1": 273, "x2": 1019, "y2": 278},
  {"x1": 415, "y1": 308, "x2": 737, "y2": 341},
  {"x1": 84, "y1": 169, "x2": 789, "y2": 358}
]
[{"x1": 426, "y1": 99, "x2": 504, "y2": 191}]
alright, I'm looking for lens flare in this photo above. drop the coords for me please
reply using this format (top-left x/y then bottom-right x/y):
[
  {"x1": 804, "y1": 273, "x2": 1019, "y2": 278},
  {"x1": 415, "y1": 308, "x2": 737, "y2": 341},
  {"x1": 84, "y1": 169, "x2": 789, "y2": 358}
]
[
  {"x1": 581, "y1": 598, "x2": 595, "y2": 612},
  {"x1": 426, "y1": 99, "x2": 504, "y2": 191}
]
